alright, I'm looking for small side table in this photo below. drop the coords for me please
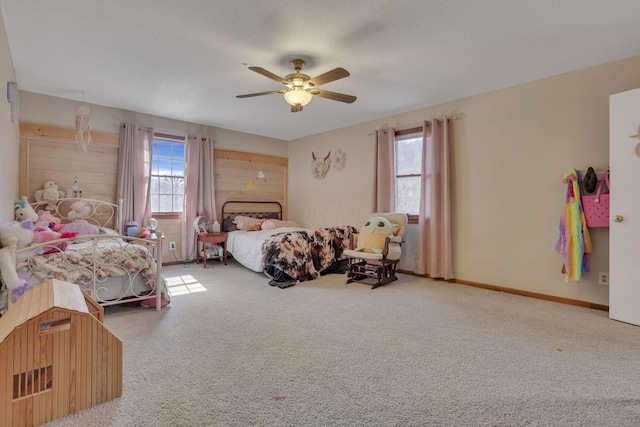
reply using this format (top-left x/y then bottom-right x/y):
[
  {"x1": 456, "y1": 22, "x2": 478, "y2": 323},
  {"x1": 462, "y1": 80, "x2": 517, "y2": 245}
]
[{"x1": 197, "y1": 232, "x2": 228, "y2": 268}]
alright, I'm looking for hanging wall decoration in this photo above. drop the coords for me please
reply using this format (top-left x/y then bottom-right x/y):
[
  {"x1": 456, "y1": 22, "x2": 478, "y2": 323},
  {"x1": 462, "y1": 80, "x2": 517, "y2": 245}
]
[
  {"x1": 311, "y1": 151, "x2": 331, "y2": 179},
  {"x1": 310, "y1": 148, "x2": 348, "y2": 179},
  {"x1": 331, "y1": 148, "x2": 347, "y2": 171},
  {"x1": 75, "y1": 102, "x2": 93, "y2": 152}
]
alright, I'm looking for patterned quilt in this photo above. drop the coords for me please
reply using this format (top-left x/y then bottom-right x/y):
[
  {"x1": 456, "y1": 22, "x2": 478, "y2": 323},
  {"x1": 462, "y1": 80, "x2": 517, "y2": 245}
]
[
  {"x1": 13, "y1": 237, "x2": 159, "y2": 301},
  {"x1": 261, "y1": 226, "x2": 357, "y2": 287}
]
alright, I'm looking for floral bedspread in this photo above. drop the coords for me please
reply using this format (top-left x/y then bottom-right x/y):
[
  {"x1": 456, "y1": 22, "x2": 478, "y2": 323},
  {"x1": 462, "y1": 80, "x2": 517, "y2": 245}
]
[
  {"x1": 18, "y1": 238, "x2": 157, "y2": 283},
  {"x1": 261, "y1": 226, "x2": 357, "y2": 287}
]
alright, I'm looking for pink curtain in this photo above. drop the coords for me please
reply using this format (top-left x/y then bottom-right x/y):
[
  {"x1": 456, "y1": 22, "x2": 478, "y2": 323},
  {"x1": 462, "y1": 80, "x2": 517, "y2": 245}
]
[
  {"x1": 116, "y1": 123, "x2": 153, "y2": 233},
  {"x1": 416, "y1": 118, "x2": 454, "y2": 279},
  {"x1": 182, "y1": 135, "x2": 216, "y2": 260},
  {"x1": 372, "y1": 128, "x2": 396, "y2": 212}
]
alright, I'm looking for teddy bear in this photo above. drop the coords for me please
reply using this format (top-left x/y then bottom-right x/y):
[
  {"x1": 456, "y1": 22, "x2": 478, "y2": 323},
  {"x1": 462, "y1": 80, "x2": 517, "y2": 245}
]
[{"x1": 35, "y1": 181, "x2": 66, "y2": 210}]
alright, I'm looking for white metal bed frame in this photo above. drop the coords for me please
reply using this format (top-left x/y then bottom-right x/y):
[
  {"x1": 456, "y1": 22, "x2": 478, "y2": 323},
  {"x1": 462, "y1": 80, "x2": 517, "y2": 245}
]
[{"x1": 3, "y1": 198, "x2": 164, "y2": 311}]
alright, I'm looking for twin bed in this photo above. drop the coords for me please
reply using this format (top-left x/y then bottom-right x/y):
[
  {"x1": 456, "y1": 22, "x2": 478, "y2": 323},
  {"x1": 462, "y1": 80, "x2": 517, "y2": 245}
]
[
  {"x1": 221, "y1": 201, "x2": 357, "y2": 288},
  {"x1": 0, "y1": 198, "x2": 165, "y2": 314}
]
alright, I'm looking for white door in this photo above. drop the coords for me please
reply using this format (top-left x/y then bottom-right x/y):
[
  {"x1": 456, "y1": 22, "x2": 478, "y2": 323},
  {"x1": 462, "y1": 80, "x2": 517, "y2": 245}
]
[{"x1": 609, "y1": 87, "x2": 640, "y2": 326}]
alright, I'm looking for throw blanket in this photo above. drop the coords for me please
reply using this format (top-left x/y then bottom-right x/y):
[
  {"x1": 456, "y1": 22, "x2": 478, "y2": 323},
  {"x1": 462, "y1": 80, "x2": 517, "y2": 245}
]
[
  {"x1": 262, "y1": 226, "x2": 357, "y2": 288},
  {"x1": 555, "y1": 169, "x2": 592, "y2": 282}
]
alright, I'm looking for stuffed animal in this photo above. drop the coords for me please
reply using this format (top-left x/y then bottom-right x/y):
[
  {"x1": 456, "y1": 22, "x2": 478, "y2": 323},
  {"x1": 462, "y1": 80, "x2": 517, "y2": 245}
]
[
  {"x1": 10, "y1": 272, "x2": 30, "y2": 303},
  {"x1": 0, "y1": 220, "x2": 34, "y2": 290},
  {"x1": 32, "y1": 228, "x2": 78, "y2": 254},
  {"x1": 14, "y1": 197, "x2": 38, "y2": 223},
  {"x1": 62, "y1": 220, "x2": 99, "y2": 236},
  {"x1": 34, "y1": 181, "x2": 65, "y2": 210},
  {"x1": 34, "y1": 210, "x2": 63, "y2": 230},
  {"x1": 0, "y1": 220, "x2": 77, "y2": 293},
  {"x1": 0, "y1": 220, "x2": 34, "y2": 249},
  {"x1": 32, "y1": 227, "x2": 62, "y2": 244},
  {"x1": 68, "y1": 199, "x2": 91, "y2": 220},
  {"x1": 354, "y1": 216, "x2": 396, "y2": 254},
  {"x1": 135, "y1": 227, "x2": 152, "y2": 239}
]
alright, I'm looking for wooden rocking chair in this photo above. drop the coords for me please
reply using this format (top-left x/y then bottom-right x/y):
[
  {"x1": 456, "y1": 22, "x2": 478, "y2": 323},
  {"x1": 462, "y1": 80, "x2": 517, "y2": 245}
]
[{"x1": 344, "y1": 212, "x2": 407, "y2": 289}]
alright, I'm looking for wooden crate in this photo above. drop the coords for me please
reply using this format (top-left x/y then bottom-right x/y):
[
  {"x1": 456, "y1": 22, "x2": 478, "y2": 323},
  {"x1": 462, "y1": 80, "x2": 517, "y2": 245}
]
[{"x1": 0, "y1": 279, "x2": 122, "y2": 426}]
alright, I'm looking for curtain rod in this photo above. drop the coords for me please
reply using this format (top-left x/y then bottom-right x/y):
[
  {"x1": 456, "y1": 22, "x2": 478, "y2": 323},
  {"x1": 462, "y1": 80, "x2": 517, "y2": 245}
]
[
  {"x1": 187, "y1": 135, "x2": 211, "y2": 141},
  {"x1": 120, "y1": 123, "x2": 153, "y2": 132},
  {"x1": 368, "y1": 116, "x2": 460, "y2": 136}
]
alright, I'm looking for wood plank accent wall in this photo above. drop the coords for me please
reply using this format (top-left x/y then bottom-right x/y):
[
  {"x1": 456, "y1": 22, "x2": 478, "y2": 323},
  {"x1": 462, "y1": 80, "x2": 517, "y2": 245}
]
[
  {"x1": 18, "y1": 123, "x2": 119, "y2": 202},
  {"x1": 214, "y1": 149, "x2": 288, "y2": 220},
  {"x1": 18, "y1": 122, "x2": 288, "y2": 262}
]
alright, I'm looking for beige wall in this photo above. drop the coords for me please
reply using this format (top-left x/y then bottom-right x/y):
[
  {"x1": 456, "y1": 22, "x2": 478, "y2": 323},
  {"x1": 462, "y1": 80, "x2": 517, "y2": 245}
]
[
  {"x1": 289, "y1": 55, "x2": 640, "y2": 306},
  {"x1": 0, "y1": 9, "x2": 19, "y2": 221}
]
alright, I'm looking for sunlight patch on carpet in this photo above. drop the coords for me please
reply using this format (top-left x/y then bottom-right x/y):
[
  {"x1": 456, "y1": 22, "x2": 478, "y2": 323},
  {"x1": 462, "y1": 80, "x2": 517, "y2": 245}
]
[{"x1": 165, "y1": 275, "x2": 207, "y2": 296}]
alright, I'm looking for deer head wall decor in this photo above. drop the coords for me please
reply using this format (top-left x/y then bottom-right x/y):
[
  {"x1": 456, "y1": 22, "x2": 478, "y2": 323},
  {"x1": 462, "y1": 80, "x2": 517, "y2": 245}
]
[{"x1": 311, "y1": 151, "x2": 331, "y2": 179}]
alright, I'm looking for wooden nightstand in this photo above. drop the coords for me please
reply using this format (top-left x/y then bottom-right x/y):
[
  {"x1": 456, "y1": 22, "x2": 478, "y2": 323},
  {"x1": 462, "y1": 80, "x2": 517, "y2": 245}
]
[{"x1": 197, "y1": 232, "x2": 228, "y2": 267}]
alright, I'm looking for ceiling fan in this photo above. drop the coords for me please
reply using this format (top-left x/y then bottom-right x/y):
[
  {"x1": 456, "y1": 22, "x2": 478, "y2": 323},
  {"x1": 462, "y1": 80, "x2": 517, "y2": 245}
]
[{"x1": 236, "y1": 59, "x2": 357, "y2": 112}]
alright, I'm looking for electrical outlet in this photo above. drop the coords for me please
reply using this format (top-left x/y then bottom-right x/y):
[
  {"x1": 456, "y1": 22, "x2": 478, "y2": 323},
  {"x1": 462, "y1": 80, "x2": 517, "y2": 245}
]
[
  {"x1": 598, "y1": 272, "x2": 609, "y2": 286},
  {"x1": 169, "y1": 241, "x2": 176, "y2": 251}
]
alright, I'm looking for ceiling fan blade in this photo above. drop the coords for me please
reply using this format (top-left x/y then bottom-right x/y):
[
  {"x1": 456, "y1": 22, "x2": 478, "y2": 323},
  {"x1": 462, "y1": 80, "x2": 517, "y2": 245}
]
[
  {"x1": 310, "y1": 89, "x2": 357, "y2": 104},
  {"x1": 236, "y1": 90, "x2": 286, "y2": 99},
  {"x1": 307, "y1": 68, "x2": 350, "y2": 87},
  {"x1": 248, "y1": 67, "x2": 290, "y2": 86},
  {"x1": 291, "y1": 104, "x2": 303, "y2": 113}
]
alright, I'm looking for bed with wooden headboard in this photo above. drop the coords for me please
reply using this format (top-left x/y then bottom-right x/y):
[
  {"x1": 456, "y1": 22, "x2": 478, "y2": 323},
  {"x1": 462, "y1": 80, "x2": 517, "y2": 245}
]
[
  {"x1": 222, "y1": 200, "x2": 357, "y2": 288},
  {"x1": 0, "y1": 198, "x2": 167, "y2": 313}
]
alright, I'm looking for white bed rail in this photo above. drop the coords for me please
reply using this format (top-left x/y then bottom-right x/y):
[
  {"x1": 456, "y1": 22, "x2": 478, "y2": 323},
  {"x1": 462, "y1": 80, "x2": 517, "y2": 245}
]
[{"x1": 4, "y1": 231, "x2": 164, "y2": 312}]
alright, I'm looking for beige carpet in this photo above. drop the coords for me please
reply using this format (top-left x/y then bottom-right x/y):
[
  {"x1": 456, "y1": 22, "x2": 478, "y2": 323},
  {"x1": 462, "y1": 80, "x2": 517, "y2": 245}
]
[{"x1": 44, "y1": 260, "x2": 640, "y2": 427}]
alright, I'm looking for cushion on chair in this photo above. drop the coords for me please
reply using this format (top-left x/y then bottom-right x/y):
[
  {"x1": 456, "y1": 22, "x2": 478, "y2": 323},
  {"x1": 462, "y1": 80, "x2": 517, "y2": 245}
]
[{"x1": 344, "y1": 249, "x2": 384, "y2": 260}]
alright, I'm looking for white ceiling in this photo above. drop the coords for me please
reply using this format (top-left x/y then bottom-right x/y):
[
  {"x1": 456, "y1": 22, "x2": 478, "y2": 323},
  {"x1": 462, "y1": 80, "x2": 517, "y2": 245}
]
[{"x1": 2, "y1": 0, "x2": 640, "y2": 141}]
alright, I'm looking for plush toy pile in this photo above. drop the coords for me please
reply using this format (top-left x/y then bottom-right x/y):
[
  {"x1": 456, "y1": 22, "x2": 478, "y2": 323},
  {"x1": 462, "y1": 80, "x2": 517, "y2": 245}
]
[{"x1": 0, "y1": 197, "x2": 80, "y2": 302}]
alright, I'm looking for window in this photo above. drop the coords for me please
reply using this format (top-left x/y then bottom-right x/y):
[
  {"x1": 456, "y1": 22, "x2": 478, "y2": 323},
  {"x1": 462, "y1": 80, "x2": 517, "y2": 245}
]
[
  {"x1": 150, "y1": 136, "x2": 185, "y2": 215},
  {"x1": 395, "y1": 128, "x2": 423, "y2": 221}
]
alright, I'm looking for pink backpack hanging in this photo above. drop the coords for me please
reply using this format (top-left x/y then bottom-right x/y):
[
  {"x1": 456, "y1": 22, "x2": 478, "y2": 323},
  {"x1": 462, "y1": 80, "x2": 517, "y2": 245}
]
[{"x1": 582, "y1": 171, "x2": 610, "y2": 228}]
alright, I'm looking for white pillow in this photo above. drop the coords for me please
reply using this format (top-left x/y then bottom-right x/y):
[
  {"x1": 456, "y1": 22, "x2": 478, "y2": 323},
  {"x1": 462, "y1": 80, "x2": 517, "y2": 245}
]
[
  {"x1": 260, "y1": 219, "x2": 277, "y2": 230},
  {"x1": 261, "y1": 219, "x2": 300, "y2": 230},
  {"x1": 233, "y1": 215, "x2": 261, "y2": 230}
]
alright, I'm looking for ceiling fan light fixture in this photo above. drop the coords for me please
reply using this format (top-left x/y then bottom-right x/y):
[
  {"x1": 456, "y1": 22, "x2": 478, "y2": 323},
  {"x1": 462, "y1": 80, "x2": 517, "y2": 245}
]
[
  {"x1": 237, "y1": 59, "x2": 355, "y2": 111},
  {"x1": 284, "y1": 87, "x2": 312, "y2": 106}
]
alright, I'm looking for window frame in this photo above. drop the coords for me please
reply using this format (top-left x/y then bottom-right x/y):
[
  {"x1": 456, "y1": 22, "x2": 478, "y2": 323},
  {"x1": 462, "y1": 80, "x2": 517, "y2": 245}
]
[
  {"x1": 150, "y1": 132, "x2": 186, "y2": 218},
  {"x1": 394, "y1": 127, "x2": 423, "y2": 224}
]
